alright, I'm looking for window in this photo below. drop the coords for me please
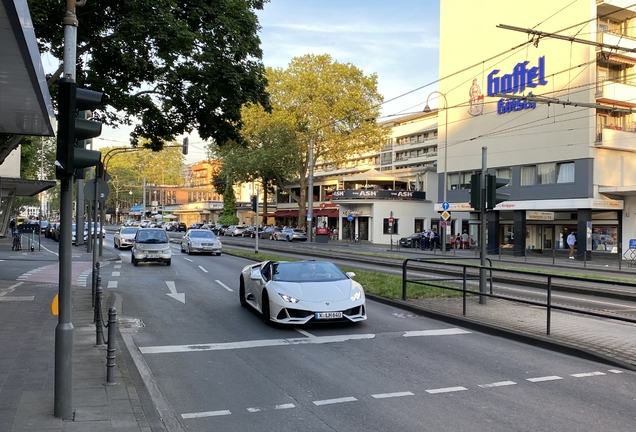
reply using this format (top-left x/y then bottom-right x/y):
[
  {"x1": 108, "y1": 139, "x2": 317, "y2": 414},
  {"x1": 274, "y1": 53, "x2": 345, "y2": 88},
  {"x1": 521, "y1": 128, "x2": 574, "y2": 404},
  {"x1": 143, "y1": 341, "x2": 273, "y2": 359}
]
[
  {"x1": 460, "y1": 172, "x2": 472, "y2": 189},
  {"x1": 383, "y1": 218, "x2": 398, "y2": 235},
  {"x1": 495, "y1": 167, "x2": 512, "y2": 185},
  {"x1": 520, "y1": 166, "x2": 535, "y2": 186},
  {"x1": 447, "y1": 173, "x2": 460, "y2": 191},
  {"x1": 538, "y1": 163, "x2": 556, "y2": 184},
  {"x1": 556, "y1": 162, "x2": 575, "y2": 183}
]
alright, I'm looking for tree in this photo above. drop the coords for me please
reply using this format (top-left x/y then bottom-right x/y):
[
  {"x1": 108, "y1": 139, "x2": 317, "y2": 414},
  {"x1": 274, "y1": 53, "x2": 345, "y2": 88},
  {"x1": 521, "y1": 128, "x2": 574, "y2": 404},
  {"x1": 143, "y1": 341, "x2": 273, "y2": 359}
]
[
  {"x1": 0, "y1": 0, "x2": 271, "y2": 163},
  {"x1": 237, "y1": 54, "x2": 388, "y2": 228}
]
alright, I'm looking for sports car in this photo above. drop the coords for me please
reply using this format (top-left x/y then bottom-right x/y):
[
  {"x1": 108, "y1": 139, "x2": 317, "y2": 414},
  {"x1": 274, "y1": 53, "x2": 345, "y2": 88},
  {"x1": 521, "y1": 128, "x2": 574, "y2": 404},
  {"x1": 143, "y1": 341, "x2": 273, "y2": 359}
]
[{"x1": 239, "y1": 260, "x2": 367, "y2": 325}]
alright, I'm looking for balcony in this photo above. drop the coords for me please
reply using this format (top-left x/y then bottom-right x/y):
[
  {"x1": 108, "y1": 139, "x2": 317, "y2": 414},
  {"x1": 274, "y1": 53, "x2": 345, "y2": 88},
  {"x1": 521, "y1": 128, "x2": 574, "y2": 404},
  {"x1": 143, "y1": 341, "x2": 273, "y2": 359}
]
[
  {"x1": 596, "y1": 78, "x2": 636, "y2": 106},
  {"x1": 597, "y1": 31, "x2": 636, "y2": 63},
  {"x1": 595, "y1": 124, "x2": 636, "y2": 151}
]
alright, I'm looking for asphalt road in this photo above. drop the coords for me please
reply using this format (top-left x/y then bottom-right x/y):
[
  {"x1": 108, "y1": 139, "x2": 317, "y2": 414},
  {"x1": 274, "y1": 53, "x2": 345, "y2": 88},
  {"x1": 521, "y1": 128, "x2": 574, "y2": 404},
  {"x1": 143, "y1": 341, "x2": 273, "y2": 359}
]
[{"x1": 94, "y1": 233, "x2": 636, "y2": 432}]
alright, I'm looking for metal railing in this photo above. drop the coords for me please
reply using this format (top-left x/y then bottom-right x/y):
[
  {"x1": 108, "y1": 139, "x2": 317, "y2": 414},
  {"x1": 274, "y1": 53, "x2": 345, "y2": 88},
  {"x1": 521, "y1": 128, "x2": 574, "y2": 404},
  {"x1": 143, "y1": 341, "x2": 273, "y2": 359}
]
[{"x1": 401, "y1": 258, "x2": 636, "y2": 335}]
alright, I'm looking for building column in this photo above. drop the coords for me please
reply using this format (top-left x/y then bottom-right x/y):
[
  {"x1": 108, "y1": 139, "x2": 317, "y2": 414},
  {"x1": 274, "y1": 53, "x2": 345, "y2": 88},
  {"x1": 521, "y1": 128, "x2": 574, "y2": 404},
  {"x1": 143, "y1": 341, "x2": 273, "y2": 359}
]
[
  {"x1": 576, "y1": 209, "x2": 592, "y2": 261},
  {"x1": 513, "y1": 210, "x2": 526, "y2": 257},
  {"x1": 487, "y1": 211, "x2": 500, "y2": 255}
]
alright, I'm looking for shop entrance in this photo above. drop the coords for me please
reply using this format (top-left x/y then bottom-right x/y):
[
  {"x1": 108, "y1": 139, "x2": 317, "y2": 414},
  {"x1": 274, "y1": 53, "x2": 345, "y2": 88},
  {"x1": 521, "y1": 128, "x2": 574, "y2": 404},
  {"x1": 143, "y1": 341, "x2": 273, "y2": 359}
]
[{"x1": 358, "y1": 217, "x2": 369, "y2": 241}]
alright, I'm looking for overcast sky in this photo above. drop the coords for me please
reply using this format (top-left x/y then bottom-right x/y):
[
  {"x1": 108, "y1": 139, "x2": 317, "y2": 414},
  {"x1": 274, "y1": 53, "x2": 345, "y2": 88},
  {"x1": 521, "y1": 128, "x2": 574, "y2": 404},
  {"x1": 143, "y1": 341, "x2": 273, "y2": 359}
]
[{"x1": 95, "y1": 0, "x2": 441, "y2": 162}]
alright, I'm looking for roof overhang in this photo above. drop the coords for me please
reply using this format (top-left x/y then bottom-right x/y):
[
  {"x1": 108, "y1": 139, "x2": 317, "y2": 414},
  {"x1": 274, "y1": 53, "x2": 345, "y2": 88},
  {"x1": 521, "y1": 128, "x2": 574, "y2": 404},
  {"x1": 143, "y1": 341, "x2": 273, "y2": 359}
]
[
  {"x1": 0, "y1": 177, "x2": 55, "y2": 196},
  {"x1": 0, "y1": 0, "x2": 55, "y2": 137}
]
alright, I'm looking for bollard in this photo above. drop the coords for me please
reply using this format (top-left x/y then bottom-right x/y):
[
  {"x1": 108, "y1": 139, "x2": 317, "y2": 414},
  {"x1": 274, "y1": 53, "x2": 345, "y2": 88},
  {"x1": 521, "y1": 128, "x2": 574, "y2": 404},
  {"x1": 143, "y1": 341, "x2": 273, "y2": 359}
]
[
  {"x1": 95, "y1": 281, "x2": 103, "y2": 346},
  {"x1": 106, "y1": 307, "x2": 117, "y2": 384}
]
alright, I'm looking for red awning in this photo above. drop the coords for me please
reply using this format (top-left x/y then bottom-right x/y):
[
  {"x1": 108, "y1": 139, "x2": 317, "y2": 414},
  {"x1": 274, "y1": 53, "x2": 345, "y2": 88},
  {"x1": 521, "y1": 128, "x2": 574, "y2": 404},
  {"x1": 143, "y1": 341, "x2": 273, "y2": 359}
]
[
  {"x1": 314, "y1": 208, "x2": 339, "y2": 217},
  {"x1": 273, "y1": 210, "x2": 292, "y2": 217}
]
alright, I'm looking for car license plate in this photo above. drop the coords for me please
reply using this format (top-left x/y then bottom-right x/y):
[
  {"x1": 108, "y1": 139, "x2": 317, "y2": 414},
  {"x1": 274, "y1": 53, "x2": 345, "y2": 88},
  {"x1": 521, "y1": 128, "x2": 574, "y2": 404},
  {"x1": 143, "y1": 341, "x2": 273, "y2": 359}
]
[
  {"x1": 203, "y1": 246, "x2": 211, "y2": 250},
  {"x1": 145, "y1": 254, "x2": 159, "y2": 258},
  {"x1": 315, "y1": 312, "x2": 343, "y2": 319}
]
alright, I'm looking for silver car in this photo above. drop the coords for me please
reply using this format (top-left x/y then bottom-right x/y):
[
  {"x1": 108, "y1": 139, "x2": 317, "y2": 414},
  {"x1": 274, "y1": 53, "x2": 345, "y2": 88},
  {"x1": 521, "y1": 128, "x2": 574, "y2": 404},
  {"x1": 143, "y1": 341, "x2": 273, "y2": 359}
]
[
  {"x1": 114, "y1": 226, "x2": 139, "y2": 249},
  {"x1": 275, "y1": 228, "x2": 308, "y2": 242},
  {"x1": 180, "y1": 229, "x2": 222, "y2": 255},
  {"x1": 131, "y1": 228, "x2": 171, "y2": 266}
]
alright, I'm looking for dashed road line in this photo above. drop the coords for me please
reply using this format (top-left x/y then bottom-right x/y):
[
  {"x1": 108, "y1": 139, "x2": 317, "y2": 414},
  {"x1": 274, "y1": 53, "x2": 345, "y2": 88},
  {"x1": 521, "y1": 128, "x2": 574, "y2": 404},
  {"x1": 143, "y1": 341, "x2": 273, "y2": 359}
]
[
  {"x1": 371, "y1": 391, "x2": 414, "y2": 399},
  {"x1": 112, "y1": 271, "x2": 121, "y2": 277},
  {"x1": 527, "y1": 376, "x2": 563, "y2": 382},
  {"x1": 184, "y1": 258, "x2": 193, "y2": 262},
  {"x1": 425, "y1": 386, "x2": 468, "y2": 394},
  {"x1": 313, "y1": 396, "x2": 357, "y2": 406},
  {"x1": 608, "y1": 369, "x2": 624, "y2": 374},
  {"x1": 108, "y1": 281, "x2": 118, "y2": 289},
  {"x1": 247, "y1": 403, "x2": 295, "y2": 413},
  {"x1": 571, "y1": 371, "x2": 606, "y2": 378},
  {"x1": 403, "y1": 329, "x2": 471, "y2": 337},
  {"x1": 182, "y1": 410, "x2": 231, "y2": 419},
  {"x1": 478, "y1": 381, "x2": 516, "y2": 388},
  {"x1": 215, "y1": 280, "x2": 232, "y2": 291},
  {"x1": 198, "y1": 266, "x2": 208, "y2": 273}
]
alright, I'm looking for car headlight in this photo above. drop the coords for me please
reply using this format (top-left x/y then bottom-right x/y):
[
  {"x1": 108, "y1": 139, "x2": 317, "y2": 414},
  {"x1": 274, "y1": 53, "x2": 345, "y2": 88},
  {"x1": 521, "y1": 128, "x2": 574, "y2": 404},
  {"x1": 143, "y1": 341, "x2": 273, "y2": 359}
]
[
  {"x1": 279, "y1": 293, "x2": 300, "y2": 303},
  {"x1": 191, "y1": 241, "x2": 201, "y2": 247},
  {"x1": 350, "y1": 289, "x2": 362, "y2": 302}
]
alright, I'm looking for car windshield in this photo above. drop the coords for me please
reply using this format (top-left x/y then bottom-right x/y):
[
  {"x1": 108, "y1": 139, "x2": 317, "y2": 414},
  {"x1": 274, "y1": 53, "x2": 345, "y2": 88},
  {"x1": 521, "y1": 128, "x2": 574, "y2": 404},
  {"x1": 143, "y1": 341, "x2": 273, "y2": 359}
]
[
  {"x1": 271, "y1": 262, "x2": 346, "y2": 282},
  {"x1": 190, "y1": 231, "x2": 217, "y2": 239},
  {"x1": 121, "y1": 227, "x2": 139, "y2": 234},
  {"x1": 136, "y1": 230, "x2": 168, "y2": 243}
]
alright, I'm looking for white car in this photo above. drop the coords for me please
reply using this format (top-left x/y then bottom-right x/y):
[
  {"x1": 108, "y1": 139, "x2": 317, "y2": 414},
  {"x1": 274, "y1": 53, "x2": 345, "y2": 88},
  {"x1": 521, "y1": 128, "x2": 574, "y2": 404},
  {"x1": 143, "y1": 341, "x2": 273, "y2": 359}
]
[
  {"x1": 131, "y1": 228, "x2": 171, "y2": 266},
  {"x1": 180, "y1": 229, "x2": 222, "y2": 255},
  {"x1": 114, "y1": 226, "x2": 139, "y2": 249},
  {"x1": 239, "y1": 260, "x2": 367, "y2": 325}
]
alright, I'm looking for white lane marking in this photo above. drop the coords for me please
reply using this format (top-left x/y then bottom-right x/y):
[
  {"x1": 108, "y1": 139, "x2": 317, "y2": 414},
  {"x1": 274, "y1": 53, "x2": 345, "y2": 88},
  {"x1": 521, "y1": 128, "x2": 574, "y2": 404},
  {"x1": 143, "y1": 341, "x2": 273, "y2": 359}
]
[
  {"x1": 527, "y1": 376, "x2": 563, "y2": 382},
  {"x1": 570, "y1": 372, "x2": 606, "y2": 378},
  {"x1": 108, "y1": 281, "x2": 118, "y2": 289},
  {"x1": 182, "y1": 410, "x2": 231, "y2": 419},
  {"x1": 112, "y1": 272, "x2": 120, "y2": 277},
  {"x1": 116, "y1": 260, "x2": 122, "y2": 263},
  {"x1": 478, "y1": 381, "x2": 517, "y2": 388},
  {"x1": 140, "y1": 333, "x2": 376, "y2": 354},
  {"x1": 198, "y1": 266, "x2": 208, "y2": 273},
  {"x1": 114, "y1": 265, "x2": 121, "y2": 269},
  {"x1": 426, "y1": 386, "x2": 468, "y2": 394},
  {"x1": 0, "y1": 281, "x2": 24, "y2": 296},
  {"x1": 215, "y1": 280, "x2": 232, "y2": 292},
  {"x1": 165, "y1": 281, "x2": 185, "y2": 304},
  {"x1": 247, "y1": 403, "x2": 295, "y2": 413},
  {"x1": 184, "y1": 258, "x2": 193, "y2": 262},
  {"x1": 371, "y1": 391, "x2": 414, "y2": 399},
  {"x1": 404, "y1": 329, "x2": 471, "y2": 337},
  {"x1": 295, "y1": 329, "x2": 315, "y2": 338},
  {"x1": 608, "y1": 369, "x2": 624, "y2": 374},
  {"x1": 0, "y1": 296, "x2": 35, "y2": 302},
  {"x1": 313, "y1": 396, "x2": 357, "y2": 406}
]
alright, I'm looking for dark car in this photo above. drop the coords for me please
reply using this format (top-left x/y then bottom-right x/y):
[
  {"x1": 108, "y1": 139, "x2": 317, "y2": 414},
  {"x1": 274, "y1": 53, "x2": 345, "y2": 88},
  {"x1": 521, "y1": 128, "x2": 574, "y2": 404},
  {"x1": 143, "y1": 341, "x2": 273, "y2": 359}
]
[
  {"x1": 399, "y1": 233, "x2": 422, "y2": 248},
  {"x1": 212, "y1": 224, "x2": 229, "y2": 235},
  {"x1": 175, "y1": 222, "x2": 187, "y2": 232},
  {"x1": 189, "y1": 222, "x2": 204, "y2": 230},
  {"x1": 242, "y1": 226, "x2": 256, "y2": 238},
  {"x1": 259, "y1": 226, "x2": 277, "y2": 240}
]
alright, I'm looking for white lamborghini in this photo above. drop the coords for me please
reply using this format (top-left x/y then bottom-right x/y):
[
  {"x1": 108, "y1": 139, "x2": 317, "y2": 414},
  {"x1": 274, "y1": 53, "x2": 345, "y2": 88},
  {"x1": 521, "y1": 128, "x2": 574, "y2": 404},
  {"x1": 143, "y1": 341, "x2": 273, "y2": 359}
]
[{"x1": 239, "y1": 260, "x2": 367, "y2": 325}]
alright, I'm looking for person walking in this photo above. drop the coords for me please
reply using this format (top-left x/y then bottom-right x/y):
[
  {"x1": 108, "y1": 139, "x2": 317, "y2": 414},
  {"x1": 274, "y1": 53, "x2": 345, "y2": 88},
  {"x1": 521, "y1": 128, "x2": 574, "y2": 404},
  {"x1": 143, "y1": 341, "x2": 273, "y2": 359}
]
[
  {"x1": 567, "y1": 231, "x2": 576, "y2": 259},
  {"x1": 461, "y1": 231, "x2": 469, "y2": 249}
]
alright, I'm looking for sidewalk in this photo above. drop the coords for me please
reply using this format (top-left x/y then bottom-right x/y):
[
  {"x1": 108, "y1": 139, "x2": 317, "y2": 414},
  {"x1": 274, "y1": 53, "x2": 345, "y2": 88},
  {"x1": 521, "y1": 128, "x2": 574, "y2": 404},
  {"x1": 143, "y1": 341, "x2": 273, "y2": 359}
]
[{"x1": 0, "y1": 235, "x2": 158, "y2": 432}]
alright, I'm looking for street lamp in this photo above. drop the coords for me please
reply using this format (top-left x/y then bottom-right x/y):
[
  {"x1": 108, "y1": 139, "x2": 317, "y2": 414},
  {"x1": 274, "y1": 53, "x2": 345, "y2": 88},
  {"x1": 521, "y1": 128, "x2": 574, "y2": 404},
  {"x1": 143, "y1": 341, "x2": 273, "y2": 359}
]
[{"x1": 423, "y1": 91, "x2": 448, "y2": 254}]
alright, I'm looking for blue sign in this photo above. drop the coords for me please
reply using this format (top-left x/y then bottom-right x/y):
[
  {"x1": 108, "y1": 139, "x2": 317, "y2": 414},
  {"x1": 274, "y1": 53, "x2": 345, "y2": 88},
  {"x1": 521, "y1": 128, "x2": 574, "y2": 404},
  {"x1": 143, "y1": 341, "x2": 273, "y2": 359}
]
[
  {"x1": 442, "y1": 201, "x2": 449, "y2": 211},
  {"x1": 487, "y1": 57, "x2": 547, "y2": 97},
  {"x1": 307, "y1": 213, "x2": 312, "y2": 220},
  {"x1": 347, "y1": 214, "x2": 354, "y2": 222},
  {"x1": 630, "y1": 239, "x2": 636, "y2": 249}
]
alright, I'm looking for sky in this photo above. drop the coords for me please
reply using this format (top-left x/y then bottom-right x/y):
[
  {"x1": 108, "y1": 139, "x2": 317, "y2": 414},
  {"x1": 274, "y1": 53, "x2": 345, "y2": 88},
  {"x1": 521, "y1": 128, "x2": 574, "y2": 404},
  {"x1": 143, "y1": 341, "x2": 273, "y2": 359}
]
[{"x1": 94, "y1": 0, "x2": 441, "y2": 164}]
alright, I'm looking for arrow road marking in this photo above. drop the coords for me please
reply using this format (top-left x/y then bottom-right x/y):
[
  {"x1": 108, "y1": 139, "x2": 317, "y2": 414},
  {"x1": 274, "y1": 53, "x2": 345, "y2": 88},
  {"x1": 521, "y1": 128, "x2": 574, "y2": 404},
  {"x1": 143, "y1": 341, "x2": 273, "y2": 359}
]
[{"x1": 166, "y1": 281, "x2": 185, "y2": 304}]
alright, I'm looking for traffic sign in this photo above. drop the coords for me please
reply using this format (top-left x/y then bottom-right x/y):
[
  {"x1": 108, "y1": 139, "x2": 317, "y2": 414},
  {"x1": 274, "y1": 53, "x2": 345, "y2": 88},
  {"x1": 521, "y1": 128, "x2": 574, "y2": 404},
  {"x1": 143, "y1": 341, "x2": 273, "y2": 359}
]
[
  {"x1": 83, "y1": 178, "x2": 109, "y2": 201},
  {"x1": 441, "y1": 221, "x2": 447, "y2": 228},
  {"x1": 441, "y1": 210, "x2": 451, "y2": 221},
  {"x1": 347, "y1": 214, "x2": 354, "y2": 222},
  {"x1": 442, "y1": 201, "x2": 450, "y2": 211},
  {"x1": 389, "y1": 216, "x2": 394, "y2": 225}
]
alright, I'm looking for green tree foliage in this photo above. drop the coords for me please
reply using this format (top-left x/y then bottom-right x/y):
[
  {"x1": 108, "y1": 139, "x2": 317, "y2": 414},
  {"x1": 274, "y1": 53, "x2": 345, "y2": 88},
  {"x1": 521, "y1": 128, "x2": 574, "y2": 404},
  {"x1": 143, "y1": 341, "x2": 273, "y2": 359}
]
[
  {"x1": 25, "y1": 0, "x2": 271, "y2": 152},
  {"x1": 232, "y1": 54, "x2": 388, "y2": 228},
  {"x1": 218, "y1": 180, "x2": 239, "y2": 226}
]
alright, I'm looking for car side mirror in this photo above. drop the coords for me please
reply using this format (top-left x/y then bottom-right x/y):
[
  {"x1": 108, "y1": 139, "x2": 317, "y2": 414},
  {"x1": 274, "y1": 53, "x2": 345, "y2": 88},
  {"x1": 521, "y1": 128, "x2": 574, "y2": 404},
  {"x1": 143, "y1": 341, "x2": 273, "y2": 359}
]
[
  {"x1": 250, "y1": 268, "x2": 262, "y2": 281},
  {"x1": 345, "y1": 272, "x2": 356, "y2": 278}
]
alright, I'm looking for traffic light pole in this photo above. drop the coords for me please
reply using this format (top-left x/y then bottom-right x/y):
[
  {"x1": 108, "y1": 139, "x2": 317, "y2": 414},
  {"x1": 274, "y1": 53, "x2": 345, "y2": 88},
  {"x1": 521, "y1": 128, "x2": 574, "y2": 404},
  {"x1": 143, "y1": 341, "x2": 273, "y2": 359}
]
[{"x1": 479, "y1": 147, "x2": 487, "y2": 305}]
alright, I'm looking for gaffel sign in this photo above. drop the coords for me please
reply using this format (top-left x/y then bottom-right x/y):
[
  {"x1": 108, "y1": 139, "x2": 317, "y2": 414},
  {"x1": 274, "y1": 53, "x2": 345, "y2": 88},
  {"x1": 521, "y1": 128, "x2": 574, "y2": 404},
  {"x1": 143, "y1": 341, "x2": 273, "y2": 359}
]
[{"x1": 487, "y1": 57, "x2": 548, "y2": 115}]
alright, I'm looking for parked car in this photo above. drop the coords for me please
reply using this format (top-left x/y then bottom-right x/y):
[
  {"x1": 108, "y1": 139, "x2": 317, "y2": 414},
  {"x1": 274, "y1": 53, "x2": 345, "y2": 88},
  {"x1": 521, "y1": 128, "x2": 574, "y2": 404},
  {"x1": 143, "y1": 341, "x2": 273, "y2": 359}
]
[
  {"x1": 114, "y1": 226, "x2": 139, "y2": 249},
  {"x1": 275, "y1": 228, "x2": 307, "y2": 242},
  {"x1": 239, "y1": 260, "x2": 366, "y2": 325},
  {"x1": 399, "y1": 233, "x2": 422, "y2": 248},
  {"x1": 227, "y1": 225, "x2": 247, "y2": 237},
  {"x1": 84, "y1": 222, "x2": 106, "y2": 240},
  {"x1": 139, "y1": 220, "x2": 151, "y2": 228},
  {"x1": 174, "y1": 222, "x2": 187, "y2": 232},
  {"x1": 51, "y1": 222, "x2": 61, "y2": 242},
  {"x1": 131, "y1": 228, "x2": 171, "y2": 266},
  {"x1": 45, "y1": 221, "x2": 58, "y2": 238},
  {"x1": 180, "y1": 229, "x2": 222, "y2": 255},
  {"x1": 39, "y1": 220, "x2": 49, "y2": 234},
  {"x1": 189, "y1": 222, "x2": 205, "y2": 230},
  {"x1": 242, "y1": 226, "x2": 256, "y2": 238},
  {"x1": 212, "y1": 224, "x2": 229, "y2": 235},
  {"x1": 258, "y1": 227, "x2": 277, "y2": 240}
]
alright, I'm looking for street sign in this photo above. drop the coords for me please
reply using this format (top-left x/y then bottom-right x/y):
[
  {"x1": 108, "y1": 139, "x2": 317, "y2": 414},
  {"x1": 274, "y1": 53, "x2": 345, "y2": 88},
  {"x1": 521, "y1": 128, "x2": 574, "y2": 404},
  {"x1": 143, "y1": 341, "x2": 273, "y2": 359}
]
[
  {"x1": 83, "y1": 178, "x2": 109, "y2": 201},
  {"x1": 347, "y1": 214, "x2": 354, "y2": 222},
  {"x1": 442, "y1": 201, "x2": 450, "y2": 211},
  {"x1": 441, "y1": 210, "x2": 451, "y2": 221},
  {"x1": 441, "y1": 221, "x2": 447, "y2": 228},
  {"x1": 389, "y1": 216, "x2": 394, "y2": 225},
  {"x1": 307, "y1": 213, "x2": 312, "y2": 220}
]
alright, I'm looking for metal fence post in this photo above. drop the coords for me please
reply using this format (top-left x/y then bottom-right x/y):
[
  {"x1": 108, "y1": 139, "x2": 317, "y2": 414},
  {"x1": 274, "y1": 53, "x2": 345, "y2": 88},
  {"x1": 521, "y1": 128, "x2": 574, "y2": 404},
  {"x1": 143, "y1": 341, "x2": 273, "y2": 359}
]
[
  {"x1": 95, "y1": 280, "x2": 103, "y2": 345},
  {"x1": 92, "y1": 262, "x2": 100, "y2": 308},
  {"x1": 106, "y1": 307, "x2": 117, "y2": 384}
]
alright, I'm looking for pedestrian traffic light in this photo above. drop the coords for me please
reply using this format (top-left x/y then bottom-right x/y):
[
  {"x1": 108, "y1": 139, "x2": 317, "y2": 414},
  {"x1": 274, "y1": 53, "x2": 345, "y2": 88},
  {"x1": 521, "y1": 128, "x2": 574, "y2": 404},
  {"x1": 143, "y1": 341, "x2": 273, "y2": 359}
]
[
  {"x1": 251, "y1": 195, "x2": 258, "y2": 212},
  {"x1": 182, "y1": 137, "x2": 189, "y2": 155},
  {"x1": 55, "y1": 79, "x2": 103, "y2": 178},
  {"x1": 469, "y1": 173, "x2": 481, "y2": 211},
  {"x1": 486, "y1": 174, "x2": 510, "y2": 209}
]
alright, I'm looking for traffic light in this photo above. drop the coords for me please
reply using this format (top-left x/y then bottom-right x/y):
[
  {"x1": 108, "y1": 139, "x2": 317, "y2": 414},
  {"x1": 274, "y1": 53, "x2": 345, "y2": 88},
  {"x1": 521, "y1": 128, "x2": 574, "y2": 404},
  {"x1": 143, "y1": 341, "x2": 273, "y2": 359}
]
[
  {"x1": 56, "y1": 79, "x2": 103, "y2": 178},
  {"x1": 182, "y1": 137, "x2": 189, "y2": 155},
  {"x1": 469, "y1": 173, "x2": 481, "y2": 211},
  {"x1": 251, "y1": 195, "x2": 258, "y2": 212},
  {"x1": 486, "y1": 174, "x2": 510, "y2": 209}
]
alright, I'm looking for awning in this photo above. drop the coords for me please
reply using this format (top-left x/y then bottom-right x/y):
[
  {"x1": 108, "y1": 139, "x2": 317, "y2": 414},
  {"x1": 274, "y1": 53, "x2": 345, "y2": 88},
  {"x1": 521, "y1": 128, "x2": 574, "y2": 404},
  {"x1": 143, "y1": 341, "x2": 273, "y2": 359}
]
[
  {"x1": 273, "y1": 210, "x2": 291, "y2": 217},
  {"x1": 0, "y1": 177, "x2": 55, "y2": 196},
  {"x1": 314, "y1": 208, "x2": 339, "y2": 217}
]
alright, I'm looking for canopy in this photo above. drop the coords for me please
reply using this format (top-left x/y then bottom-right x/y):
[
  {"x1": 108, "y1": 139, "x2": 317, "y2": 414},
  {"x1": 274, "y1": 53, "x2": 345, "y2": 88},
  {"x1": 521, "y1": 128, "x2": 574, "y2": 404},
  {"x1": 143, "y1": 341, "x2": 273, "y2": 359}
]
[
  {"x1": 162, "y1": 214, "x2": 177, "y2": 219},
  {"x1": 343, "y1": 168, "x2": 398, "y2": 182}
]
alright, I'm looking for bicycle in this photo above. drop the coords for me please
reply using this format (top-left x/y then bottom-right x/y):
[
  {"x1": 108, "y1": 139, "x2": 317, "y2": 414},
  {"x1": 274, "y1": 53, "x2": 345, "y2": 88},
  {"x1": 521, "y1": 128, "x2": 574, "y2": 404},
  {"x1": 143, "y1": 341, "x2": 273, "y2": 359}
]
[{"x1": 12, "y1": 230, "x2": 21, "y2": 251}]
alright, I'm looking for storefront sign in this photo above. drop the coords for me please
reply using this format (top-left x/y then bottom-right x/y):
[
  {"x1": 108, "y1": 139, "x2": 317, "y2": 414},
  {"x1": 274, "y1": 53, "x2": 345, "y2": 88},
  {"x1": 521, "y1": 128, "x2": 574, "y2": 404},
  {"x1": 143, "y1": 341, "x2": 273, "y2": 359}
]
[
  {"x1": 526, "y1": 211, "x2": 554, "y2": 221},
  {"x1": 331, "y1": 189, "x2": 426, "y2": 201},
  {"x1": 488, "y1": 57, "x2": 547, "y2": 115}
]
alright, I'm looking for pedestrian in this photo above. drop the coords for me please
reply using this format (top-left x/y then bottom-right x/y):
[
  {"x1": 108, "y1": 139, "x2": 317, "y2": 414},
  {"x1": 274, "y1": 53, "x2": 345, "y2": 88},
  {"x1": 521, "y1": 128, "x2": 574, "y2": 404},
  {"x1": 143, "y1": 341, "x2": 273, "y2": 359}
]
[
  {"x1": 455, "y1": 233, "x2": 461, "y2": 249},
  {"x1": 567, "y1": 231, "x2": 576, "y2": 259},
  {"x1": 9, "y1": 216, "x2": 16, "y2": 237},
  {"x1": 461, "y1": 231, "x2": 469, "y2": 249},
  {"x1": 420, "y1": 230, "x2": 427, "y2": 250},
  {"x1": 332, "y1": 227, "x2": 338, "y2": 240}
]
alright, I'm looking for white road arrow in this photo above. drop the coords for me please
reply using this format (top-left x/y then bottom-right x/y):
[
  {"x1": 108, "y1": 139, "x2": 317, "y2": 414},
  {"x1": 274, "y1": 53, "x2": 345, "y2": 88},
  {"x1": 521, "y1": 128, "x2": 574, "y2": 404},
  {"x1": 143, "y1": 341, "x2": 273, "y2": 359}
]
[{"x1": 165, "y1": 281, "x2": 185, "y2": 304}]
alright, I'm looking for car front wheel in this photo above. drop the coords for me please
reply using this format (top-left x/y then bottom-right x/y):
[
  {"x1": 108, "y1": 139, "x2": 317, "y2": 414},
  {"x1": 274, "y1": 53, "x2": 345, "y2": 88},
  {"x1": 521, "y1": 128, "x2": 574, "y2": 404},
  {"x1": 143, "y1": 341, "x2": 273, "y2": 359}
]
[
  {"x1": 261, "y1": 291, "x2": 271, "y2": 325},
  {"x1": 239, "y1": 277, "x2": 246, "y2": 307}
]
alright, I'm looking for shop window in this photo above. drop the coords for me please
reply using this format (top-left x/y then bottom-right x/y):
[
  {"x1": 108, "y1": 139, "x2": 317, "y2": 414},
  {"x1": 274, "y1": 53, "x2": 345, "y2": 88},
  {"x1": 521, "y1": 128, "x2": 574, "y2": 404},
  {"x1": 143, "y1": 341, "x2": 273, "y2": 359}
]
[
  {"x1": 538, "y1": 163, "x2": 556, "y2": 184},
  {"x1": 383, "y1": 218, "x2": 398, "y2": 235},
  {"x1": 520, "y1": 166, "x2": 536, "y2": 186}
]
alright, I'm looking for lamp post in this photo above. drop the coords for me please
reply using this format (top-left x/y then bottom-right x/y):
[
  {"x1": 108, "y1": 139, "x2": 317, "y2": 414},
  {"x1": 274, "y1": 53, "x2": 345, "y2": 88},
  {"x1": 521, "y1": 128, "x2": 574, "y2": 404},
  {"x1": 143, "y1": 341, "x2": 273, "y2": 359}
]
[{"x1": 424, "y1": 91, "x2": 449, "y2": 254}]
